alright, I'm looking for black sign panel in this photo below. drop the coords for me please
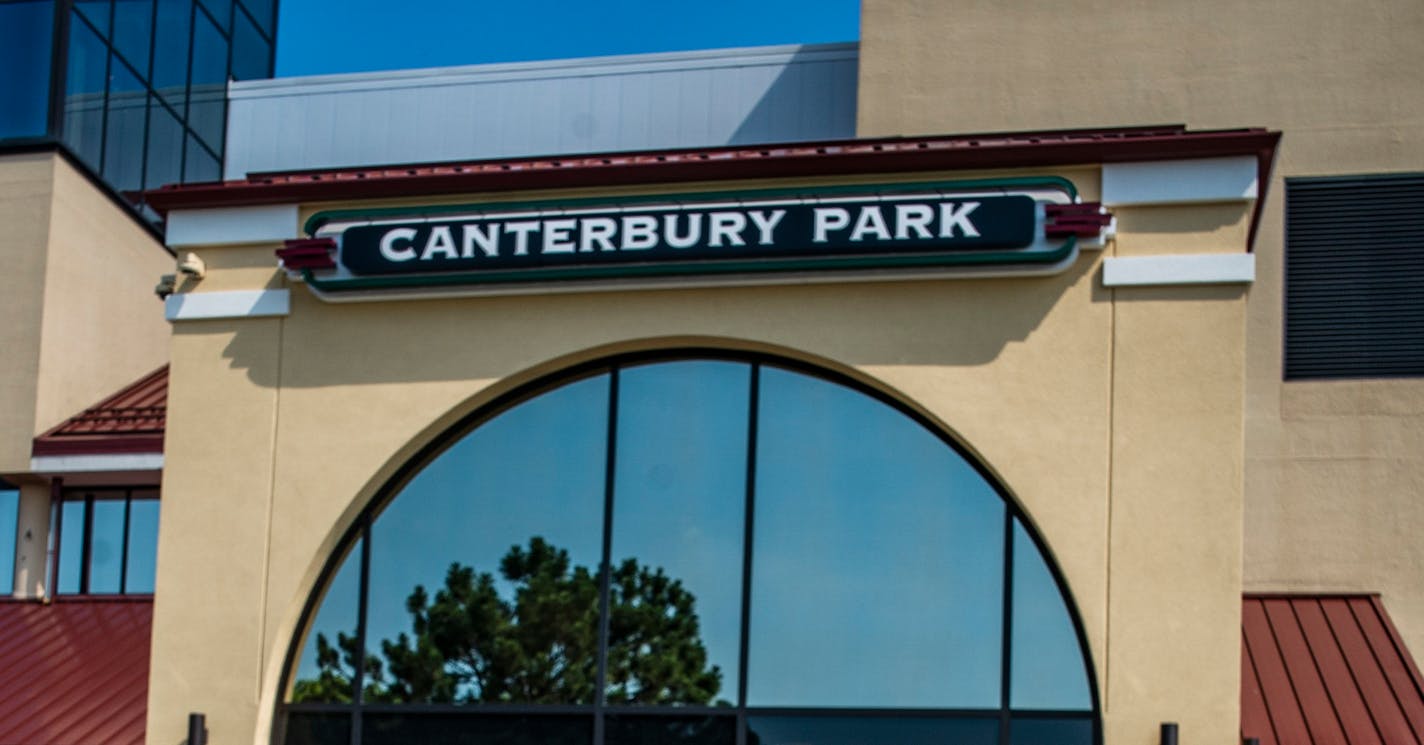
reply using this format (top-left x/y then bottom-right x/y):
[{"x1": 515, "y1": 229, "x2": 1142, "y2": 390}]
[{"x1": 339, "y1": 194, "x2": 1038, "y2": 276}]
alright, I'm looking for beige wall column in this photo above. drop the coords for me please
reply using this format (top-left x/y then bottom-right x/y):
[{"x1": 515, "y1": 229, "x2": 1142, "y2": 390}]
[
  {"x1": 1106, "y1": 282, "x2": 1246, "y2": 744},
  {"x1": 12, "y1": 480, "x2": 52, "y2": 598},
  {"x1": 148, "y1": 314, "x2": 284, "y2": 745}
]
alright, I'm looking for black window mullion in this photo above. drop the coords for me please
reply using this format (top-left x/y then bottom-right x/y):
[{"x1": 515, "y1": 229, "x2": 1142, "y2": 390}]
[
  {"x1": 49, "y1": 479, "x2": 64, "y2": 595},
  {"x1": 594, "y1": 367, "x2": 621, "y2": 745},
  {"x1": 998, "y1": 511, "x2": 1015, "y2": 745},
  {"x1": 119, "y1": 489, "x2": 132, "y2": 594},
  {"x1": 80, "y1": 494, "x2": 94, "y2": 594},
  {"x1": 735, "y1": 362, "x2": 761, "y2": 745},
  {"x1": 353, "y1": 521, "x2": 371, "y2": 745}
]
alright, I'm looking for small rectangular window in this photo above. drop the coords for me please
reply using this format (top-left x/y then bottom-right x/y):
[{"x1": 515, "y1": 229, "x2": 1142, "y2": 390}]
[
  {"x1": 1285, "y1": 174, "x2": 1424, "y2": 379},
  {"x1": 0, "y1": 486, "x2": 18, "y2": 595},
  {"x1": 53, "y1": 489, "x2": 160, "y2": 596}
]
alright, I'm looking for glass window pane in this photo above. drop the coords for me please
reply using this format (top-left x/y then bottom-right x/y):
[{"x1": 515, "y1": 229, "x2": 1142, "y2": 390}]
[
  {"x1": 605, "y1": 714, "x2": 736, "y2": 745},
  {"x1": 291, "y1": 536, "x2": 362, "y2": 703},
  {"x1": 746, "y1": 716, "x2": 998, "y2": 745},
  {"x1": 124, "y1": 498, "x2": 159, "y2": 593},
  {"x1": 281, "y1": 712, "x2": 351, "y2": 745},
  {"x1": 609, "y1": 361, "x2": 748, "y2": 706},
  {"x1": 88, "y1": 498, "x2": 126, "y2": 593},
  {"x1": 187, "y1": 9, "x2": 227, "y2": 150},
  {"x1": 0, "y1": 1, "x2": 55, "y2": 140},
  {"x1": 56, "y1": 500, "x2": 86, "y2": 593},
  {"x1": 748, "y1": 367, "x2": 1005, "y2": 708},
  {"x1": 144, "y1": 97, "x2": 183, "y2": 190},
  {"x1": 102, "y1": 56, "x2": 147, "y2": 197},
  {"x1": 362, "y1": 713, "x2": 592, "y2": 745},
  {"x1": 183, "y1": 133, "x2": 219, "y2": 182},
  {"x1": 1009, "y1": 717, "x2": 1094, "y2": 745},
  {"x1": 1010, "y1": 519, "x2": 1092, "y2": 710},
  {"x1": 75, "y1": 0, "x2": 111, "y2": 35},
  {"x1": 63, "y1": 12, "x2": 109, "y2": 170},
  {"x1": 198, "y1": 0, "x2": 229, "y2": 30},
  {"x1": 366, "y1": 374, "x2": 609, "y2": 704},
  {"x1": 238, "y1": 0, "x2": 272, "y2": 35},
  {"x1": 112, "y1": 0, "x2": 154, "y2": 77},
  {"x1": 230, "y1": 8, "x2": 270, "y2": 81},
  {"x1": 0, "y1": 489, "x2": 17, "y2": 595},
  {"x1": 151, "y1": 0, "x2": 192, "y2": 109}
]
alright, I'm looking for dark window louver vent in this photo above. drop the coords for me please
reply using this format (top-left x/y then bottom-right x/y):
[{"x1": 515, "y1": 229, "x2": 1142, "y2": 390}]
[{"x1": 1285, "y1": 174, "x2": 1424, "y2": 379}]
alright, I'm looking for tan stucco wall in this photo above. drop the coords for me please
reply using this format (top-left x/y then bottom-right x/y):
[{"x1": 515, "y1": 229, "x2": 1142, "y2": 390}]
[
  {"x1": 0, "y1": 154, "x2": 56, "y2": 474},
  {"x1": 34, "y1": 155, "x2": 173, "y2": 436},
  {"x1": 0, "y1": 151, "x2": 171, "y2": 475},
  {"x1": 857, "y1": 0, "x2": 1424, "y2": 717},
  {"x1": 148, "y1": 169, "x2": 1252, "y2": 745}
]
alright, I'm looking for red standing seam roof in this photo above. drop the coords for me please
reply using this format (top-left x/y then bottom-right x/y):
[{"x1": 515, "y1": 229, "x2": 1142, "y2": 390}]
[
  {"x1": 1242, "y1": 594, "x2": 1424, "y2": 745},
  {"x1": 0, "y1": 598, "x2": 152, "y2": 745},
  {"x1": 32, "y1": 367, "x2": 167, "y2": 457}
]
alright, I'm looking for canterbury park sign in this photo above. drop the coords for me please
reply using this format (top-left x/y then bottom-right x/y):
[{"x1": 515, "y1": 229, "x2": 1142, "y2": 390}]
[{"x1": 282, "y1": 179, "x2": 1109, "y2": 297}]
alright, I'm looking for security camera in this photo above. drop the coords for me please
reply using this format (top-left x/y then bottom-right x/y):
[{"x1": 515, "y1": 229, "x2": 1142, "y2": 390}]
[
  {"x1": 155, "y1": 274, "x2": 177, "y2": 300},
  {"x1": 177, "y1": 252, "x2": 206, "y2": 279}
]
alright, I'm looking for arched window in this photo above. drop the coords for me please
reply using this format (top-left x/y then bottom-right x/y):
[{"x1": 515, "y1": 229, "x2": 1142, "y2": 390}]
[{"x1": 280, "y1": 355, "x2": 1098, "y2": 745}]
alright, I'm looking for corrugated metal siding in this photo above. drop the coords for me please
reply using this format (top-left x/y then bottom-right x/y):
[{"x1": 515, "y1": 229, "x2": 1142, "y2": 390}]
[
  {"x1": 0, "y1": 599, "x2": 152, "y2": 745},
  {"x1": 1285, "y1": 174, "x2": 1424, "y2": 379},
  {"x1": 1241, "y1": 595, "x2": 1424, "y2": 745},
  {"x1": 224, "y1": 44, "x2": 857, "y2": 178}
]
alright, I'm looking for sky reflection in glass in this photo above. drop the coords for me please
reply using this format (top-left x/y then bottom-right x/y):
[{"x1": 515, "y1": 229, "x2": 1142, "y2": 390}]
[
  {"x1": 1010, "y1": 519, "x2": 1092, "y2": 710},
  {"x1": 748, "y1": 366, "x2": 1004, "y2": 707},
  {"x1": 367, "y1": 373, "x2": 609, "y2": 701},
  {"x1": 292, "y1": 357, "x2": 1094, "y2": 733},
  {"x1": 611, "y1": 361, "x2": 748, "y2": 704}
]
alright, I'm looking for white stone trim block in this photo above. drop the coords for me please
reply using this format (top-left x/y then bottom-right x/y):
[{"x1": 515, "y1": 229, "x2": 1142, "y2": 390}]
[
  {"x1": 165, "y1": 289, "x2": 290, "y2": 321},
  {"x1": 31, "y1": 453, "x2": 165, "y2": 473},
  {"x1": 167, "y1": 204, "x2": 298, "y2": 247},
  {"x1": 1102, "y1": 157, "x2": 1258, "y2": 206},
  {"x1": 1102, "y1": 254, "x2": 1256, "y2": 287}
]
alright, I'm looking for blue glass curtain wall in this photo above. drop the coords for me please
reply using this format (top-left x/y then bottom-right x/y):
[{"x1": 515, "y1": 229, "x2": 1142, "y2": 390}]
[
  {"x1": 281, "y1": 353, "x2": 1100, "y2": 745},
  {"x1": 0, "y1": 0, "x2": 277, "y2": 223}
]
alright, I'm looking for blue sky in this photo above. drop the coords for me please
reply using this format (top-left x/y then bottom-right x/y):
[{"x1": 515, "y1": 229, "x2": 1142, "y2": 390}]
[{"x1": 274, "y1": 0, "x2": 860, "y2": 77}]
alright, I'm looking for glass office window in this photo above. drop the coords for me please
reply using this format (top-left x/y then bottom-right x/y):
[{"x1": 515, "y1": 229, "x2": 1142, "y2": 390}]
[
  {"x1": 111, "y1": 0, "x2": 154, "y2": 76},
  {"x1": 144, "y1": 97, "x2": 184, "y2": 190},
  {"x1": 187, "y1": 8, "x2": 227, "y2": 150},
  {"x1": 183, "y1": 133, "x2": 220, "y2": 182},
  {"x1": 0, "y1": 487, "x2": 17, "y2": 595},
  {"x1": 150, "y1": 0, "x2": 193, "y2": 111},
  {"x1": 54, "y1": 490, "x2": 160, "y2": 595},
  {"x1": 75, "y1": 0, "x2": 111, "y2": 34},
  {"x1": 230, "y1": 7, "x2": 270, "y2": 81},
  {"x1": 0, "y1": 0, "x2": 55, "y2": 140},
  {"x1": 102, "y1": 55, "x2": 147, "y2": 195},
  {"x1": 283, "y1": 355, "x2": 1098, "y2": 745},
  {"x1": 239, "y1": 0, "x2": 272, "y2": 35},
  {"x1": 63, "y1": 13, "x2": 109, "y2": 169}
]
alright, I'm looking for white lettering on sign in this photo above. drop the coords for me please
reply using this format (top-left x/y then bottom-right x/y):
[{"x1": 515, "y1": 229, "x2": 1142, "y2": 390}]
[
  {"x1": 365, "y1": 200, "x2": 992, "y2": 266},
  {"x1": 380, "y1": 227, "x2": 417, "y2": 261}
]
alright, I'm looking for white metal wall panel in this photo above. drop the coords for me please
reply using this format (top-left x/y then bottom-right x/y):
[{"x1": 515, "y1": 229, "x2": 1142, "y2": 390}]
[{"x1": 224, "y1": 44, "x2": 858, "y2": 178}]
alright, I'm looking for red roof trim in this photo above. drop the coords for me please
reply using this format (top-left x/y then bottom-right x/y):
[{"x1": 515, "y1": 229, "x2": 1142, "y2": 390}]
[
  {"x1": 33, "y1": 367, "x2": 168, "y2": 457},
  {"x1": 146, "y1": 126, "x2": 1281, "y2": 233}
]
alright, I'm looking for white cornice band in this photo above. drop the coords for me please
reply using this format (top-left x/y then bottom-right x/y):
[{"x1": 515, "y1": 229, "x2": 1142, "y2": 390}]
[
  {"x1": 165, "y1": 289, "x2": 291, "y2": 321},
  {"x1": 1102, "y1": 254, "x2": 1256, "y2": 287},
  {"x1": 30, "y1": 453, "x2": 165, "y2": 474},
  {"x1": 1101, "y1": 157, "x2": 1259, "y2": 206},
  {"x1": 167, "y1": 204, "x2": 299, "y2": 248}
]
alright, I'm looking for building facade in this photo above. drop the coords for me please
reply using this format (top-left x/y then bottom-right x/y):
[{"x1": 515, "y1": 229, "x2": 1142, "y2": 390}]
[{"x1": 4, "y1": 1, "x2": 1424, "y2": 745}]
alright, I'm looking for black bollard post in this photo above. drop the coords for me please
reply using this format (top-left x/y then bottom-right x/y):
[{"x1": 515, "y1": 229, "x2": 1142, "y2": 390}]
[
  {"x1": 188, "y1": 712, "x2": 207, "y2": 745},
  {"x1": 1160, "y1": 722, "x2": 1179, "y2": 745}
]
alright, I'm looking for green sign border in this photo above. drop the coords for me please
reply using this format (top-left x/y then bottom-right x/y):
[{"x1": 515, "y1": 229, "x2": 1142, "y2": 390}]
[{"x1": 301, "y1": 176, "x2": 1081, "y2": 293}]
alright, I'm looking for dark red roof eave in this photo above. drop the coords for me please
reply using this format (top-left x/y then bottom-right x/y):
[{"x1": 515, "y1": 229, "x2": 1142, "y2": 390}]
[
  {"x1": 145, "y1": 126, "x2": 1282, "y2": 241},
  {"x1": 33, "y1": 367, "x2": 168, "y2": 458}
]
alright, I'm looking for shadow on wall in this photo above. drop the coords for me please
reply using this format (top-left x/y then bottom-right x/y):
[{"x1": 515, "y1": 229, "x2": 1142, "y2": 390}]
[
  {"x1": 195, "y1": 250, "x2": 1104, "y2": 389},
  {"x1": 727, "y1": 45, "x2": 857, "y2": 146}
]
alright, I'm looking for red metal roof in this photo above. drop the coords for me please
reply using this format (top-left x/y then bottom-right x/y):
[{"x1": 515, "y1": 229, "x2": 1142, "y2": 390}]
[
  {"x1": 144, "y1": 124, "x2": 1280, "y2": 222},
  {"x1": 0, "y1": 598, "x2": 152, "y2": 745},
  {"x1": 1242, "y1": 594, "x2": 1424, "y2": 745},
  {"x1": 32, "y1": 367, "x2": 167, "y2": 457}
]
